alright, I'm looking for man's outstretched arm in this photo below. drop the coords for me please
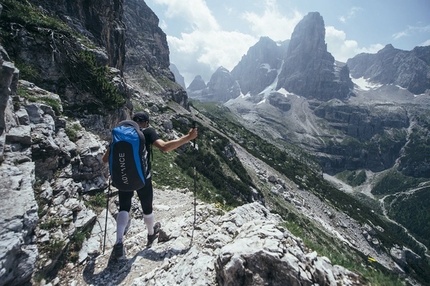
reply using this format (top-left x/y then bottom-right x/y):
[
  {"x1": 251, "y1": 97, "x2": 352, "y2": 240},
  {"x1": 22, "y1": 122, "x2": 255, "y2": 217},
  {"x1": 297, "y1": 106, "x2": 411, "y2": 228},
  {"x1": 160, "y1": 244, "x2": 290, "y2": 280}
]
[{"x1": 153, "y1": 128, "x2": 197, "y2": 152}]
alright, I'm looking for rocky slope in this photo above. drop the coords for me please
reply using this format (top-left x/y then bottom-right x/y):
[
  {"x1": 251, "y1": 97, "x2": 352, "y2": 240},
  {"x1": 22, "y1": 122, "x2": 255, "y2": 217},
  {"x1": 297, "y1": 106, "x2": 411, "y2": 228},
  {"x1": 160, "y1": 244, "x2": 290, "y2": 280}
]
[
  {"x1": 56, "y1": 191, "x2": 366, "y2": 286},
  {"x1": 0, "y1": 74, "x2": 369, "y2": 285}
]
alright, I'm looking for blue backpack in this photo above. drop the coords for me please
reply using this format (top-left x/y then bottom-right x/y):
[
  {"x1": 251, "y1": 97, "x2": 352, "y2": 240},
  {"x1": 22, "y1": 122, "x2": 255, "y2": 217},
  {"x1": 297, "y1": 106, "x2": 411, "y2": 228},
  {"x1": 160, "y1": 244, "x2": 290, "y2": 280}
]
[{"x1": 109, "y1": 120, "x2": 148, "y2": 191}]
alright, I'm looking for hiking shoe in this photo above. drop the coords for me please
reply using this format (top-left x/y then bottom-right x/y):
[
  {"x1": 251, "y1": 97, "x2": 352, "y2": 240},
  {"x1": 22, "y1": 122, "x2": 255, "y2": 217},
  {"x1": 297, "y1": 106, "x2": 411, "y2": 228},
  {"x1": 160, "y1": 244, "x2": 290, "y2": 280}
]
[
  {"x1": 146, "y1": 222, "x2": 161, "y2": 247},
  {"x1": 113, "y1": 242, "x2": 125, "y2": 260}
]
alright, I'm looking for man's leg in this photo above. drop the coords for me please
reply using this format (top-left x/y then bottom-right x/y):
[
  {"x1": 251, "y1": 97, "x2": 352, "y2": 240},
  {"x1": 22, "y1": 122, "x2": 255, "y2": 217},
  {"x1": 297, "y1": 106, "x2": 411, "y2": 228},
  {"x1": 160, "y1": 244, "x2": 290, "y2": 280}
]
[
  {"x1": 113, "y1": 190, "x2": 133, "y2": 259},
  {"x1": 136, "y1": 179, "x2": 160, "y2": 246},
  {"x1": 116, "y1": 210, "x2": 129, "y2": 243}
]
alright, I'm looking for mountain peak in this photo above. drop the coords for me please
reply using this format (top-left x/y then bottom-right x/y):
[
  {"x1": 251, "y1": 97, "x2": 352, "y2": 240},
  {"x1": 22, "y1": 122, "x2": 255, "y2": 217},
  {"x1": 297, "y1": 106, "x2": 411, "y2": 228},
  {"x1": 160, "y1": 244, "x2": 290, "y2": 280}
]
[
  {"x1": 276, "y1": 12, "x2": 353, "y2": 101},
  {"x1": 187, "y1": 75, "x2": 207, "y2": 91},
  {"x1": 287, "y1": 12, "x2": 325, "y2": 57}
]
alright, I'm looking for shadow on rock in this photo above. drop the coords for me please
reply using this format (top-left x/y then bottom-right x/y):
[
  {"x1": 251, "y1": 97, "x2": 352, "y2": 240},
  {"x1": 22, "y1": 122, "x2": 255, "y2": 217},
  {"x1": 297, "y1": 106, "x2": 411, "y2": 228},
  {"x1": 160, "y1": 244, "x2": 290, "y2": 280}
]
[
  {"x1": 83, "y1": 252, "x2": 137, "y2": 285},
  {"x1": 83, "y1": 245, "x2": 192, "y2": 285}
]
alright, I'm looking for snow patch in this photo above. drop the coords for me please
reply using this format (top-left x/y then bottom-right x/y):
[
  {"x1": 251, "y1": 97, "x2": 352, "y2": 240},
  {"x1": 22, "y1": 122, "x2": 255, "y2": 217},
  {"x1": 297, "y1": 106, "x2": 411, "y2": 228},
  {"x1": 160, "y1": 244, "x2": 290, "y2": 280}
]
[
  {"x1": 352, "y1": 77, "x2": 382, "y2": 91},
  {"x1": 276, "y1": 88, "x2": 292, "y2": 97},
  {"x1": 257, "y1": 99, "x2": 267, "y2": 105},
  {"x1": 239, "y1": 92, "x2": 251, "y2": 99}
]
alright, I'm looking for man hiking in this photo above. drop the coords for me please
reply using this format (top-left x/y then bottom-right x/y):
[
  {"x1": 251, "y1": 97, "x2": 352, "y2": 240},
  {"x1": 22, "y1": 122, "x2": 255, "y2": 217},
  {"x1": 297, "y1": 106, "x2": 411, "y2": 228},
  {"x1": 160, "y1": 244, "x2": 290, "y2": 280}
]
[{"x1": 102, "y1": 112, "x2": 198, "y2": 260}]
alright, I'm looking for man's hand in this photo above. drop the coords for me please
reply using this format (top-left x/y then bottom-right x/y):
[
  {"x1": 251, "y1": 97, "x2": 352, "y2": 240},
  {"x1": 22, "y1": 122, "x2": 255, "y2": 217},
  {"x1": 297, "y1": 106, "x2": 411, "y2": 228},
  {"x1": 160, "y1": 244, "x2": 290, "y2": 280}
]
[{"x1": 188, "y1": 127, "x2": 198, "y2": 141}]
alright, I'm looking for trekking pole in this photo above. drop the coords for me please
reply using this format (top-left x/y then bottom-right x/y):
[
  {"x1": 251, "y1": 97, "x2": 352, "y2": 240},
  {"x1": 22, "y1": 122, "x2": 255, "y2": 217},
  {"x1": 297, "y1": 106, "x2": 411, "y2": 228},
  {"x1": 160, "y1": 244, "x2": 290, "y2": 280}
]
[
  {"x1": 103, "y1": 177, "x2": 111, "y2": 254},
  {"x1": 191, "y1": 121, "x2": 197, "y2": 246}
]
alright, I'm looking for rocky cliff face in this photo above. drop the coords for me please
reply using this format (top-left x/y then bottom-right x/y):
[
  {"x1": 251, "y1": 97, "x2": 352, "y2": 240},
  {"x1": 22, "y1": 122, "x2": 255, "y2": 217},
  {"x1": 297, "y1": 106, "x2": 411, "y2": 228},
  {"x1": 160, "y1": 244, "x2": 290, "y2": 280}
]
[
  {"x1": 276, "y1": 12, "x2": 353, "y2": 101},
  {"x1": 206, "y1": 67, "x2": 241, "y2": 102},
  {"x1": 231, "y1": 37, "x2": 286, "y2": 96},
  {"x1": 123, "y1": 0, "x2": 169, "y2": 77},
  {"x1": 31, "y1": 0, "x2": 126, "y2": 70},
  {"x1": 170, "y1": 63, "x2": 186, "y2": 89},
  {"x1": 347, "y1": 44, "x2": 430, "y2": 95},
  {"x1": 123, "y1": 0, "x2": 189, "y2": 109},
  {"x1": 187, "y1": 67, "x2": 240, "y2": 102},
  {"x1": 0, "y1": 0, "x2": 187, "y2": 135}
]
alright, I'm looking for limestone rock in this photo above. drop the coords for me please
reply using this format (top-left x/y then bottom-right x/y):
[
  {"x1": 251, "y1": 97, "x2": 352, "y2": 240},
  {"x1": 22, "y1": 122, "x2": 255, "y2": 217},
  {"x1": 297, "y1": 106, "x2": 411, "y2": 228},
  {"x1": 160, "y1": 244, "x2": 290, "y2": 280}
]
[
  {"x1": 276, "y1": 12, "x2": 353, "y2": 101},
  {"x1": 347, "y1": 44, "x2": 430, "y2": 95}
]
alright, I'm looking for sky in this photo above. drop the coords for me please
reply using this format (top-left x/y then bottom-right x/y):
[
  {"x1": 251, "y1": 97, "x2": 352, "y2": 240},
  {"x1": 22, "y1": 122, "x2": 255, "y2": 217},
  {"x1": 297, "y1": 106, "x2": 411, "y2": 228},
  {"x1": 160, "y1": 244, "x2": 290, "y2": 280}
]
[{"x1": 145, "y1": 0, "x2": 430, "y2": 87}]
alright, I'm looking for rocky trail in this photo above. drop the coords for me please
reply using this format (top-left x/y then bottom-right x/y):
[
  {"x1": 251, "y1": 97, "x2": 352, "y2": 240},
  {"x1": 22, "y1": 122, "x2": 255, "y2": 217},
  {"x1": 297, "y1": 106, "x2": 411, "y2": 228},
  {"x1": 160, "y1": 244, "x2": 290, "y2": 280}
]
[{"x1": 56, "y1": 187, "x2": 202, "y2": 285}]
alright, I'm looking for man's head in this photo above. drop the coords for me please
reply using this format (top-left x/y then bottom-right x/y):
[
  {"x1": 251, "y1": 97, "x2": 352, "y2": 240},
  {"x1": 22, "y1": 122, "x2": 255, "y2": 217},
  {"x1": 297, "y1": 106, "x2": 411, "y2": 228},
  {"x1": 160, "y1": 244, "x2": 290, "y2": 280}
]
[
  {"x1": 133, "y1": 112, "x2": 149, "y2": 123},
  {"x1": 132, "y1": 112, "x2": 149, "y2": 127}
]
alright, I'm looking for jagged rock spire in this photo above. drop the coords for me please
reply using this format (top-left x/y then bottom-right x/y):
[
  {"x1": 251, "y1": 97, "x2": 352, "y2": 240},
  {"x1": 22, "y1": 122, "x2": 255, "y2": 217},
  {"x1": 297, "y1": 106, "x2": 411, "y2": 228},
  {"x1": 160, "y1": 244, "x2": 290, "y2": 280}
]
[{"x1": 277, "y1": 12, "x2": 353, "y2": 101}]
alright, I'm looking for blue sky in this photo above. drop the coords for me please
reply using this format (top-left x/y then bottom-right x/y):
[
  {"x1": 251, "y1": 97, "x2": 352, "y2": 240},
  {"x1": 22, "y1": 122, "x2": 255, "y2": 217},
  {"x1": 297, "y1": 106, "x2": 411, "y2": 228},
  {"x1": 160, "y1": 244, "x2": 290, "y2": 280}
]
[{"x1": 145, "y1": 0, "x2": 430, "y2": 87}]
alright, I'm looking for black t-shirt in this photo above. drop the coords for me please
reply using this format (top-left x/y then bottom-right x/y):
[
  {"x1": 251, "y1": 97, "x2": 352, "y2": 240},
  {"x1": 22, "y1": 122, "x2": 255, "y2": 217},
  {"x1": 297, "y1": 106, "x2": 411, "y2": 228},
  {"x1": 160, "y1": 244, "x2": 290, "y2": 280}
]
[{"x1": 141, "y1": 128, "x2": 159, "y2": 173}]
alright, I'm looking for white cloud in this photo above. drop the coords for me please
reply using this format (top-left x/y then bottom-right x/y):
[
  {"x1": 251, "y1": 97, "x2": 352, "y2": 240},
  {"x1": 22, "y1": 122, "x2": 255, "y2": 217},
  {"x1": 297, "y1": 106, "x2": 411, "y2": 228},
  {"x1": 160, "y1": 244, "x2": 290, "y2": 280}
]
[
  {"x1": 168, "y1": 30, "x2": 256, "y2": 85},
  {"x1": 393, "y1": 24, "x2": 430, "y2": 40},
  {"x1": 241, "y1": 0, "x2": 302, "y2": 41},
  {"x1": 420, "y1": 39, "x2": 430, "y2": 46},
  {"x1": 154, "y1": 0, "x2": 219, "y2": 31},
  {"x1": 393, "y1": 31, "x2": 408, "y2": 40},
  {"x1": 325, "y1": 26, "x2": 383, "y2": 62},
  {"x1": 339, "y1": 6, "x2": 362, "y2": 24}
]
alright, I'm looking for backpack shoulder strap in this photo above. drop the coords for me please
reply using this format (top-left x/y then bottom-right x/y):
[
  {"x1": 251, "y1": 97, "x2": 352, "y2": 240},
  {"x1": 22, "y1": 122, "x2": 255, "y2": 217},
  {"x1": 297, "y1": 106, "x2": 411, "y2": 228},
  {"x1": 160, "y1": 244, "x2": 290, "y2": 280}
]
[{"x1": 118, "y1": 120, "x2": 139, "y2": 130}]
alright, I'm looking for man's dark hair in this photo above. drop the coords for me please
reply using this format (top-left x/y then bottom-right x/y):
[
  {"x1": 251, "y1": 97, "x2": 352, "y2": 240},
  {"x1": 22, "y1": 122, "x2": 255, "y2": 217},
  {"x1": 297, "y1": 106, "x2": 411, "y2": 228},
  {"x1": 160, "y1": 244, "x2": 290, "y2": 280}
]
[{"x1": 132, "y1": 112, "x2": 149, "y2": 123}]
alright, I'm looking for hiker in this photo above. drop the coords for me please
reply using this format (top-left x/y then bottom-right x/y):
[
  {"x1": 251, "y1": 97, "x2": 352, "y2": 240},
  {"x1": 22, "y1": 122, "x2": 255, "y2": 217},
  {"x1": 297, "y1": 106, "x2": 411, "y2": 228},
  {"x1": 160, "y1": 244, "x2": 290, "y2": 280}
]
[{"x1": 102, "y1": 112, "x2": 198, "y2": 260}]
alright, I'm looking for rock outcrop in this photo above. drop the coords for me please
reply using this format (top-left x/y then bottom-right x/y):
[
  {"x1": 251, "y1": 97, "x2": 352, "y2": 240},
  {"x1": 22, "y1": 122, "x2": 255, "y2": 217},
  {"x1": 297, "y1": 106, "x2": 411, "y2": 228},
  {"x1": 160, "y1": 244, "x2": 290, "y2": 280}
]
[
  {"x1": 276, "y1": 12, "x2": 353, "y2": 101},
  {"x1": 0, "y1": 77, "x2": 109, "y2": 285},
  {"x1": 188, "y1": 67, "x2": 241, "y2": 103},
  {"x1": 55, "y1": 199, "x2": 366, "y2": 286},
  {"x1": 123, "y1": 0, "x2": 189, "y2": 109},
  {"x1": 188, "y1": 75, "x2": 207, "y2": 91},
  {"x1": 347, "y1": 44, "x2": 430, "y2": 95},
  {"x1": 123, "y1": 0, "x2": 170, "y2": 78},
  {"x1": 231, "y1": 37, "x2": 286, "y2": 96},
  {"x1": 170, "y1": 63, "x2": 186, "y2": 89},
  {"x1": 0, "y1": 45, "x2": 39, "y2": 286},
  {"x1": 205, "y1": 67, "x2": 241, "y2": 102}
]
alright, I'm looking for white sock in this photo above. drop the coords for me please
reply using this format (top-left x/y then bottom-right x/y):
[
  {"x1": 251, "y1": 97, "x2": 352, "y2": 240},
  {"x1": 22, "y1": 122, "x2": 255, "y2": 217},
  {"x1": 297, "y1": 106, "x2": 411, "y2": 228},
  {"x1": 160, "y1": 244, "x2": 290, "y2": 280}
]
[
  {"x1": 116, "y1": 211, "x2": 129, "y2": 244},
  {"x1": 143, "y1": 213, "x2": 155, "y2": 235}
]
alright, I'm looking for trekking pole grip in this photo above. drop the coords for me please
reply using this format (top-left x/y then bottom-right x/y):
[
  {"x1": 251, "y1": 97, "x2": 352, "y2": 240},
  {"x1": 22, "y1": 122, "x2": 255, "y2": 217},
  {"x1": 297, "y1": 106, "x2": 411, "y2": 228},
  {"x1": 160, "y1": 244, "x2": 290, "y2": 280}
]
[{"x1": 191, "y1": 121, "x2": 197, "y2": 148}]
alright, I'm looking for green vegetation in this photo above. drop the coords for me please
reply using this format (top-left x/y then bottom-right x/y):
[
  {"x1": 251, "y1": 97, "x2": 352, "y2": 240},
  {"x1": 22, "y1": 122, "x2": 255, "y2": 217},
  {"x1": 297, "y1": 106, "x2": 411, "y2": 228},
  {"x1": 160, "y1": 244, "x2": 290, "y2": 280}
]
[
  {"x1": 398, "y1": 125, "x2": 430, "y2": 178},
  {"x1": 67, "y1": 228, "x2": 92, "y2": 263},
  {"x1": 156, "y1": 75, "x2": 181, "y2": 90},
  {"x1": 191, "y1": 100, "x2": 429, "y2": 284},
  {"x1": 0, "y1": 0, "x2": 72, "y2": 33},
  {"x1": 44, "y1": 240, "x2": 66, "y2": 260},
  {"x1": 84, "y1": 191, "x2": 106, "y2": 211},
  {"x1": 281, "y1": 219, "x2": 405, "y2": 286},
  {"x1": 372, "y1": 170, "x2": 426, "y2": 196},
  {"x1": 67, "y1": 50, "x2": 125, "y2": 111},
  {"x1": 14, "y1": 61, "x2": 41, "y2": 83},
  {"x1": 385, "y1": 187, "x2": 430, "y2": 248},
  {"x1": 17, "y1": 84, "x2": 62, "y2": 115},
  {"x1": 39, "y1": 219, "x2": 64, "y2": 230},
  {"x1": 336, "y1": 170, "x2": 367, "y2": 186},
  {"x1": 65, "y1": 122, "x2": 82, "y2": 142},
  {"x1": 133, "y1": 68, "x2": 165, "y2": 94}
]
